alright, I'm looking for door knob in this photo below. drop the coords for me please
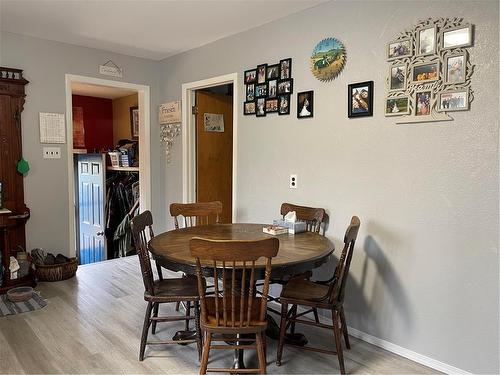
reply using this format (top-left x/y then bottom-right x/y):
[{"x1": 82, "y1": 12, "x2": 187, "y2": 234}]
[{"x1": 96, "y1": 231, "x2": 104, "y2": 236}]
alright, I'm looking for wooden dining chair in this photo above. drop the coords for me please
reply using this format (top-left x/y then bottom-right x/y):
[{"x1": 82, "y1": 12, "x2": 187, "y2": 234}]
[
  {"x1": 131, "y1": 210, "x2": 202, "y2": 361},
  {"x1": 170, "y1": 201, "x2": 223, "y2": 229},
  {"x1": 280, "y1": 202, "x2": 327, "y2": 234},
  {"x1": 170, "y1": 201, "x2": 223, "y2": 313},
  {"x1": 276, "y1": 216, "x2": 360, "y2": 375},
  {"x1": 190, "y1": 237, "x2": 280, "y2": 375}
]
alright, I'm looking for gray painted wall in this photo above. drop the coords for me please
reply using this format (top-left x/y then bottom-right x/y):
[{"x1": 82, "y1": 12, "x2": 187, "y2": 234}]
[
  {"x1": 0, "y1": 32, "x2": 168, "y2": 255},
  {"x1": 158, "y1": 1, "x2": 499, "y2": 373}
]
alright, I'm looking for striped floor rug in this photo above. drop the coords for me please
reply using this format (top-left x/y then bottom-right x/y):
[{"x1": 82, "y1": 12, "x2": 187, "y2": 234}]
[{"x1": 0, "y1": 292, "x2": 47, "y2": 317}]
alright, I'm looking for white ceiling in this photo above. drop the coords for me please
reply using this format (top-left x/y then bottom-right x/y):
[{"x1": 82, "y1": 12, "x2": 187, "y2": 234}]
[
  {"x1": 0, "y1": 0, "x2": 325, "y2": 60},
  {"x1": 71, "y1": 82, "x2": 137, "y2": 99}
]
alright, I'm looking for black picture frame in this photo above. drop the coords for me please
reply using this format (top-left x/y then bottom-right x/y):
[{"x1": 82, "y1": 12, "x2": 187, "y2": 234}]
[
  {"x1": 255, "y1": 83, "x2": 268, "y2": 98},
  {"x1": 256, "y1": 98, "x2": 266, "y2": 117},
  {"x1": 348, "y1": 81, "x2": 374, "y2": 118},
  {"x1": 244, "y1": 69, "x2": 257, "y2": 84},
  {"x1": 268, "y1": 79, "x2": 277, "y2": 98},
  {"x1": 243, "y1": 101, "x2": 256, "y2": 115},
  {"x1": 266, "y1": 98, "x2": 279, "y2": 113},
  {"x1": 266, "y1": 64, "x2": 279, "y2": 80},
  {"x1": 256, "y1": 64, "x2": 267, "y2": 84},
  {"x1": 246, "y1": 84, "x2": 255, "y2": 101},
  {"x1": 278, "y1": 94, "x2": 291, "y2": 115},
  {"x1": 280, "y1": 58, "x2": 292, "y2": 80},
  {"x1": 277, "y1": 79, "x2": 293, "y2": 95},
  {"x1": 297, "y1": 91, "x2": 314, "y2": 119}
]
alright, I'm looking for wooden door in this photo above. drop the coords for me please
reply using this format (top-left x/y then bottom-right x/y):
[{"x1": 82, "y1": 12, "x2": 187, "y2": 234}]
[
  {"x1": 77, "y1": 154, "x2": 106, "y2": 264},
  {"x1": 195, "y1": 90, "x2": 233, "y2": 223}
]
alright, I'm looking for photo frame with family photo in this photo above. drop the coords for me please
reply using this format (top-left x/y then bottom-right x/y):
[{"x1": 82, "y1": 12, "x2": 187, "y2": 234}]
[
  {"x1": 256, "y1": 97, "x2": 266, "y2": 117},
  {"x1": 441, "y1": 24, "x2": 473, "y2": 50},
  {"x1": 411, "y1": 61, "x2": 439, "y2": 83},
  {"x1": 267, "y1": 64, "x2": 279, "y2": 80},
  {"x1": 280, "y1": 58, "x2": 292, "y2": 80},
  {"x1": 244, "y1": 69, "x2": 257, "y2": 84},
  {"x1": 387, "y1": 38, "x2": 412, "y2": 61},
  {"x1": 437, "y1": 90, "x2": 469, "y2": 112},
  {"x1": 385, "y1": 96, "x2": 410, "y2": 116},
  {"x1": 278, "y1": 94, "x2": 290, "y2": 115},
  {"x1": 297, "y1": 91, "x2": 313, "y2": 119},
  {"x1": 415, "y1": 90, "x2": 432, "y2": 116},
  {"x1": 348, "y1": 81, "x2": 373, "y2": 118},
  {"x1": 389, "y1": 64, "x2": 407, "y2": 92},
  {"x1": 445, "y1": 53, "x2": 467, "y2": 84},
  {"x1": 417, "y1": 26, "x2": 436, "y2": 56},
  {"x1": 257, "y1": 64, "x2": 267, "y2": 84},
  {"x1": 244, "y1": 101, "x2": 256, "y2": 115},
  {"x1": 278, "y1": 79, "x2": 293, "y2": 95}
]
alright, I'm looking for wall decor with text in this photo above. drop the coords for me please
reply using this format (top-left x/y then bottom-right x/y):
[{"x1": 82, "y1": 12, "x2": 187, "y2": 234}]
[
  {"x1": 244, "y1": 58, "x2": 293, "y2": 117},
  {"x1": 310, "y1": 37, "x2": 346, "y2": 82},
  {"x1": 385, "y1": 18, "x2": 474, "y2": 124}
]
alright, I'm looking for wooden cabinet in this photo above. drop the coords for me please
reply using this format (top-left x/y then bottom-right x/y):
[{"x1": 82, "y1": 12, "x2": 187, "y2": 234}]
[{"x1": 0, "y1": 67, "x2": 34, "y2": 293}]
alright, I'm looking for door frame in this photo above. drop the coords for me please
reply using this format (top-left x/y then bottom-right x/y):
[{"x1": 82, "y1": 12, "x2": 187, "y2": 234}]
[
  {"x1": 181, "y1": 73, "x2": 238, "y2": 222},
  {"x1": 65, "y1": 74, "x2": 151, "y2": 258}
]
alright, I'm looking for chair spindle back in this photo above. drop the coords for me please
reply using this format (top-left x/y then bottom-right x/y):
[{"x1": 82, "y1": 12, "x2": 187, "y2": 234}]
[
  {"x1": 280, "y1": 202, "x2": 327, "y2": 234},
  {"x1": 130, "y1": 210, "x2": 156, "y2": 295},
  {"x1": 190, "y1": 237, "x2": 279, "y2": 328},
  {"x1": 170, "y1": 201, "x2": 223, "y2": 229}
]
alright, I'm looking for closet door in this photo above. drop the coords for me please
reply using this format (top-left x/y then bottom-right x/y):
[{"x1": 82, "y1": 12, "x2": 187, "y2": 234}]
[{"x1": 77, "y1": 154, "x2": 106, "y2": 264}]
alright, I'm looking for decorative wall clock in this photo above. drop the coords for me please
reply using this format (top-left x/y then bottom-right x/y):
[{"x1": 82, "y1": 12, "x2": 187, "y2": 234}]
[{"x1": 310, "y1": 37, "x2": 347, "y2": 82}]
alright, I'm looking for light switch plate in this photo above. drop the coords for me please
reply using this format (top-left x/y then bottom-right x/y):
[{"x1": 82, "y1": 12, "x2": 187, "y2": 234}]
[
  {"x1": 289, "y1": 174, "x2": 298, "y2": 189},
  {"x1": 43, "y1": 147, "x2": 61, "y2": 159}
]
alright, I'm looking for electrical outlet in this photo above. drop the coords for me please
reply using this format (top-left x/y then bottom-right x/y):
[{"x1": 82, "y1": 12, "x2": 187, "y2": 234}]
[
  {"x1": 289, "y1": 174, "x2": 298, "y2": 189},
  {"x1": 43, "y1": 147, "x2": 61, "y2": 159}
]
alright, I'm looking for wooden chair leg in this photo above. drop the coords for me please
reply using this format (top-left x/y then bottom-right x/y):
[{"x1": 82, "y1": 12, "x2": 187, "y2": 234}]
[
  {"x1": 290, "y1": 305, "x2": 297, "y2": 334},
  {"x1": 262, "y1": 330, "x2": 267, "y2": 364},
  {"x1": 151, "y1": 302, "x2": 159, "y2": 334},
  {"x1": 256, "y1": 331, "x2": 267, "y2": 374},
  {"x1": 155, "y1": 261, "x2": 163, "y2": 280},
  {"x1": 194, "y1": 301, "x2": 202, "y2": 361},
  {"x1": 276, "y1": 302, "x2": 288, "y2": 366},
  {"x1": 199, "y1": 331, "x2": 212, "y2": 375},
  {"x1": 139, "y1": 301, "x2": 153, "y2": 361},
  {"x1": 185, "y1": 300, "x2": 191, "y2": 331},
  {"x1": 340, "y1": 307, "x2": 351, "y2": 349},
  {"x1": 332, "y1": 309, "x2": 346, "y2": 375},
  {"x1": 313, "y1": 308, "x2": 320, "y2": 324}
]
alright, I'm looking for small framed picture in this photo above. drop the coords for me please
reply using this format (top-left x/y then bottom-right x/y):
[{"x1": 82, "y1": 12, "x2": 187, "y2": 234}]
[
  {"x1": 255, "y1": 83, "x2": 268, "y2": 98},
  {"x1": 411, "y1": 61, "x2": 439, "y2": 83},
  {"x1": 244, "y1": 69, "x2": 257, "y2": 84},
  {"x1": 266, "y1": 98, "x2": 278, "y2": 113},
  {"x1": 417, "y1": 26, "x2": 436, "y2": 56},
  {"x1": 278, "y1": 94, "x2": 291, "y2": 115},
  {"x1": 267, "y1": 64, "x2": 279, "y2": 80},
  {"x1": 278, "y1": 79, "x2": 293, "y2": 95},
  {"x1": 415, "y1": 91, "x2": 432, "y2": 116},
  {"x1": 385, "y1": 97, "x2": 410, "y2": 116},
  {"x1": 268, "y1": 79, "x2": 277, "y2": 98},
  {"x1": 246, "y1": 84, "x2": 255, "y2": 101},
  {"x1": 348, "y1": 81, "x2": 373, "y2": 118},
  {"x1": 256, "y1": 98, "x2": 266, "y2": 117},
  {"x1": 387, "y1": 38, "x2": 412, "y2": 61},
  {"x1": 243, "y1": 101, "x2": 256, "y2": 115},
  {"x1": 441, "y1": 24, "x2": 473, "y2": 50},
  {"x1": 445, "y1": 53, "x2": 467, "y2": 84},
  {"x1": 389, "y1": 64, "x2": 407, "y2": 91},
  {"x1": 130, "y1": 106, "x2": 139, "y2": 139},
  {"x1": 257, "y1": 64, "x2": 267, "y2": 84},
  {"x1": 297, "y1": 91, "x2": 314, "y2": 119},
  {"x1": 280, "y1": 58, "x2": 292, "y2": 79},
  {"x1": 437, "y1": 90, "x2": 469, "y2": 112}
]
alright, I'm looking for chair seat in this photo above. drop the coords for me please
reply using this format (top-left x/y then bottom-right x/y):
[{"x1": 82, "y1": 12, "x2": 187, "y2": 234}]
[
  {"x1": 144, "y1": 276, "x2": 199, "y2": 302},
  {"x1": 202, "y1": 296, "x2": 267, "y2": 329},
  {"x1": 280, "y1": 278, "x2": 330, "y2": 303}
]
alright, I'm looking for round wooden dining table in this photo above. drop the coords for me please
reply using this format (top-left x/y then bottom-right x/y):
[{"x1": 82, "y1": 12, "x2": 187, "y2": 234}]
[{"x1": 148, "y1": 223, "x2": 334, "y2": 369}]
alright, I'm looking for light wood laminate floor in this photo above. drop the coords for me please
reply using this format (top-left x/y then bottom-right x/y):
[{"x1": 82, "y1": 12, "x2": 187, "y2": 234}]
[{"x1": 0, "y1": 256, "x2": 438, "y2": 374}]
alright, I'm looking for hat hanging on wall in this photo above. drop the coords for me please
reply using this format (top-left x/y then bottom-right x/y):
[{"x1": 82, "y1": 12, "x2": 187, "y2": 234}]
[{"x1": 310, "y1": 37, "x2": 347, "y2": 82}]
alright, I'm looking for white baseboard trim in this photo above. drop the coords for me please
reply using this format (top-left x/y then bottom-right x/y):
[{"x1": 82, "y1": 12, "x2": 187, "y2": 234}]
[{"x1": 268, "y1": 301, "x2": 471, "y2": 375}]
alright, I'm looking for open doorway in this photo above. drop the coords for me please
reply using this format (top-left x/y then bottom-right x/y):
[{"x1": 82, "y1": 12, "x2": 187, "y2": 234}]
[
  {"x1": 65, "y1": 75, "x2": 151, "y2": 264},
  {"x1": 181, "y1": 73, "x2": 238, "y2": 222}
]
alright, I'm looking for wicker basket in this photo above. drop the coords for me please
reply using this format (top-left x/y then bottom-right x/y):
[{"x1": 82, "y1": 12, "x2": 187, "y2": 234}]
[{"x1": 35, "y1": 258, "x2": 78, "y2": 282}]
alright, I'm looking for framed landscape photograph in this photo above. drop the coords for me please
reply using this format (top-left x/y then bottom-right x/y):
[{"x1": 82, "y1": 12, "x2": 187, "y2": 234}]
[
  {"x1": 348, "y1": 81, "x2": 373, "y2": 118},
  {"x1": 385, "y1": 97, "x2": 409, "y2": 116},
  {"x1": 445, "y1": 53, "x2": 466, "y2": 84},
  {"x1": 389, "y1": 64, "x2": 407, "y2": 91},
  {"x1": 415, "y1": 91, "x2": 432, "y2": 116},
  {"x1": 256, "y1": 98, "x2": 266, "y2": 117},
  {"x1": 130, "y1": 106, "x2": 139, "y2": 139},
  {"x1": 266, "y1": 98, "x2": 278, "y2": 113},
  {"x1": 267, "y1": 64, "x2": 279, "y2": 80},
  {"x1": 278, "y1": 94, "x2": 290, "y2": 115},
  {"x1": 255, "y1": 83, "x2": 268, "y2": 98},
  {"x1": 437, "y1": 90, "x2": 469, "y2": 112},
  {"x1": 442, "y1": 24, "x2": 472, "y2": 50},
  {"x1": 417, "y1": 26, "x2": 436, "y2": 55},
  {"x1": 280, "y1": 58, "x2": 292, "y2": 79},
  {"x1": 412, "y1": 61, "x2": 439, "y2": 83},
  {"x1": 297, "y1": 91, "x2": 313, "y2": 119},
  {"x1": 246, "y1": 84, "x2": 255, "y2": 101},
  {"x1": 387, "y1": 38, "x2": 412, "y2": 61},
  {"x1": 257, "y1": 64, "x2": 267, "y2": 84},
  {"x1": 278, "y1": 79, "x2": 293, "y2": 95},
  {"x1": 243, "y1": 101, "x2": 256, "y2": 115},
  {"x1": 244, "y1": 69, "x2": 257, "y2": 84}
]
